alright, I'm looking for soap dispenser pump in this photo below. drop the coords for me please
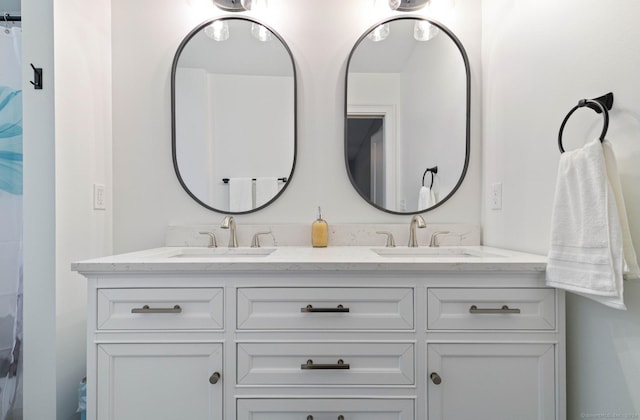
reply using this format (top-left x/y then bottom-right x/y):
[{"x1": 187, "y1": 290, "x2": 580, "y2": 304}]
[{"x1": 311, "y1": 206, "x2": 328, "y2": 248}]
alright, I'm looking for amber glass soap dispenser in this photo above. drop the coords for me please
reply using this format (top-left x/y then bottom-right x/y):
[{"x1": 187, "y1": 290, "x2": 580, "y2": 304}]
[{"x1": 311, "y1": 206, "x2": 328, "y2": 247}]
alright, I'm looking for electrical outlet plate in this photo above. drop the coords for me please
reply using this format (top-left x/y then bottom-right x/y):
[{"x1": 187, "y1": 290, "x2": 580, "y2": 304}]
[
  {"x1": 490, "y1": 182, "x2": 502, "y2": 210},
  {"x1": 93, "y1": 183, "x2": 106, "y2": 210}
]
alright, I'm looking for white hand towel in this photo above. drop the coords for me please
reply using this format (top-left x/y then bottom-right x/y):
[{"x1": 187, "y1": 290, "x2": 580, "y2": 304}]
[
  {"x1": 602, "y1": 140, "x2": 640, "y2": 280},
  {"x1": 255, "y1": 177, "x2": 278, "y2": 208},
  {"x1": 546, "y1": 139, "x2": 626, "y2": 310},
  {"x1": 228, "y1": 177, "x2": 253, "y2": 212}
]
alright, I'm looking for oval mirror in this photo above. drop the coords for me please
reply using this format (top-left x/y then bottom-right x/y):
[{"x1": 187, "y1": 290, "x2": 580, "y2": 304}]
[
  {"x1": 345, "y1": 17, "x2": 470, "y2": 214},
  {"x1": 172, "y1": 17, "x2": 296, "y2": 214}
]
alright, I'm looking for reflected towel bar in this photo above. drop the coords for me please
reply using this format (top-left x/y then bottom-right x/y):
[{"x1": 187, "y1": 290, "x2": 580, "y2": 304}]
[
  {"x1": 422, "y1": 166, "x2": 438, "y2": 188},
  {"x1": 222, "y1": 177, "x2": 287, "y2": 184},
  {"x1": 2, "y1": 13, "x2": 21, "y2": 22}
]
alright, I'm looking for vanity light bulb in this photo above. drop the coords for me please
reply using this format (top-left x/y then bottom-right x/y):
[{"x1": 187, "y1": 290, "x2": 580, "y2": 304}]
[
  {"x1": 388, "y1": 0, "x2": 401, "y2": 10},
  {"x1": 414, "y1": 20, "x2": 440, "y2": 41},
  {"x1": 367, "y1": 23, "x2": 390, "y2": 42},
  {"x1": 205, "y1": 20, "x2": 229, "y2": 42},
  {"x1": 251, "y1": 23, "x2": 273, "y2": 42}
]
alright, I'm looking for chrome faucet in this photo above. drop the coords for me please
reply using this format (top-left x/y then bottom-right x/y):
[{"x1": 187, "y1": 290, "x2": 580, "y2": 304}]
[
  {"x1": 429, "y1": 231, "x2": 450, "y2": 247},
  {"x1": 251, "y1": 230, "x2": 275, "y2": 248},
  {"x1": 408, "y1": 215, "x2": 426, "y2": 247},
  {"x1": 199, "y1": 231, "x2": 218, "y2": 248},
  {"x1": 376, "y1": 231, "x2": 396, "y2": 248},
  {"x1": 220, "y1": 216, "x2": 238, "y2": 248}
]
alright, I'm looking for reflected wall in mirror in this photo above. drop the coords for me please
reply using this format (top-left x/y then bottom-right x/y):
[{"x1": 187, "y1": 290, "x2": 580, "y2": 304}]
[
  {"x1": 172, "y1": 17, "x2": 296, "y2": 214},
  {"x1": 345, "y1": 17, "x2": 470, "y2": 214}
]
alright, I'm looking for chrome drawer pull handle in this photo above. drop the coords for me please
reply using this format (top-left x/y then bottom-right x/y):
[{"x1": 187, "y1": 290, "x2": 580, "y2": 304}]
[
  {"x1": 430, "y1": 372, "x2": 442, "y2": 385},
  {"x1": 301, "y1": 359, "x2": 350, "y2": 370},
  {"x1": 131, "y1": 304, "x2": 182, "y2": 314},
  {"x1": 209, "y1": 371, "x2": 221, "y2": 385},
  {"x1": 301, "y1": 304, "x2": 350, "y2": 313},
  {"x1": 469, "y1": 304, "x2": 521, "y2": 314}
]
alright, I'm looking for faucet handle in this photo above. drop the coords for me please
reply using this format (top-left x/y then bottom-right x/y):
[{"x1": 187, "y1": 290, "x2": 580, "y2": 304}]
[
  {"x1": 199, "y1": 232, "x2": 218, "y2": 248},
  {"x1": 251, "y1": 231, "x2": 274, "y2": 248},
  {"x1": 429, "y1": 231, "x2": 450, "y2": 248},
  {"x1": 376, "y1": 231, "x2": 396, "y2": 248}
]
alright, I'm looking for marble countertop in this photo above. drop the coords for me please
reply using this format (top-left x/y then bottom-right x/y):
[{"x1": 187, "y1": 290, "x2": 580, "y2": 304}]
[{"x1": 72, "y1": 245, "x2": 547, "y2": 273}]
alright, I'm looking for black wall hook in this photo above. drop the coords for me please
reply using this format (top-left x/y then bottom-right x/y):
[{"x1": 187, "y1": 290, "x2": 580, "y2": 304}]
[
  {"x1": 30, "y1": 63, "x2": 43, "y2": 90},
  {"x1": 558, "y1": 92, "x2": 613, "y2": 153}
]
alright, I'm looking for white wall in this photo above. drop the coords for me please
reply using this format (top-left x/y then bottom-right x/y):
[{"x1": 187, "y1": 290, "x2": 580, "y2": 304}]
[
  {"x1": 53, "y1": 0, "x2": 113, "y2": 417},
  {"x1": 23, "y1": 0, "x2": 112, "y2": 417},
  {"x1": 111, "y1": 0, "x2": 482, "y2": 253},
  {"x1": 482, "y1": 0, "x2": 640, "y2": 417},
  {"x1": 22, "y1": 0, "x2": 57, "y2": 416}
]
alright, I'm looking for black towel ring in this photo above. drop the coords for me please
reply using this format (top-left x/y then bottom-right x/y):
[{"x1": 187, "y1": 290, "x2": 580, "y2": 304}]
[
  {"x1": 422, "y1": 166, "x2": 438, "y2": 188},
  {"x1": 558, "y1": 92, "x2": 613, "y2": 153}
]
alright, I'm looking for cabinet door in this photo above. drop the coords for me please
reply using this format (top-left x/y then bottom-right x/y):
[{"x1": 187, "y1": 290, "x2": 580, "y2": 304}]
[
  {"x1": 96, "y1": 343, "x2": 222, "y2": 420},
  {"x1": 427, "y1": 343, "x2": 555, "y2": 420}
]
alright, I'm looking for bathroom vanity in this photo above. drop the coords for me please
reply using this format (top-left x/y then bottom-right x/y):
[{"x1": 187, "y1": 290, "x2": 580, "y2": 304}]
[{"x1": 74, "y1": 245, "x2": 565, "y2": 420}]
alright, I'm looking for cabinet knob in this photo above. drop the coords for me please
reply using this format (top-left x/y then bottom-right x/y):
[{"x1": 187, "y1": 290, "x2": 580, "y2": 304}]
[
  {"x1": 430, "y1": 372, "x2": 442, "y2": 385},
  {"x1": 209, "y1": 371, "x2": 221, "y2": 384},
  {"x1": 338, "y1": 416, "x2": 345, "y2": 420},
  {"x1": 307, "y1": 416, "x2": 313, "y2": 420}
]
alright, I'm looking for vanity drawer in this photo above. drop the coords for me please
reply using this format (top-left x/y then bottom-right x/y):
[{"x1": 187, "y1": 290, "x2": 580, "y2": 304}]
[
  {"x1": 427, "y1": 288, "x2": 556, "y2": 330},
  {"x1": 237, "y1": 342, "x2": 414, "y2": 386},
  {"x1": 237, "y1": 287, "x2": 414, "y2": 330},
  {"x1": 97, "y1": 288, "x2": 224, "y2": 330},
  {"x1": 237, "y1": 398, "x2": 415, "y2": 419}
]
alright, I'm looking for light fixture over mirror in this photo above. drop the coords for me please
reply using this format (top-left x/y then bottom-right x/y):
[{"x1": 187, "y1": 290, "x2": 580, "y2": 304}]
[
  {"x1": 172, "y1": 17, "x2": 296, "y2": 214},
  {"x1": 345, "y1": 17, "x2": 470, "y2": 214}
]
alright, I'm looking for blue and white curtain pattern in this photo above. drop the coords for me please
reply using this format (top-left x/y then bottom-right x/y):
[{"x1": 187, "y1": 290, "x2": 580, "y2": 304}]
[{"x1": 0, "y1": 23, "x2": 23, "y2": 419}]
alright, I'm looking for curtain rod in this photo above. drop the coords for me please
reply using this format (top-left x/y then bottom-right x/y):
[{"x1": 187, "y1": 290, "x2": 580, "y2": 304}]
[{"x1": 3, "y1": 13, "x2": 21, "y2": 22}]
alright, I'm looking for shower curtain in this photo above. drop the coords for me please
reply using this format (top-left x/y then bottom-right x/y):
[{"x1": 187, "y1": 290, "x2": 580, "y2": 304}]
[{"x1": 0, "y1": 23, "x2": 23, "y2": 419}]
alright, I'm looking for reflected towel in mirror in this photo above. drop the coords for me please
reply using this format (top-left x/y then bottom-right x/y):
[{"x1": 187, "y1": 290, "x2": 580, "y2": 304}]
[
  {"x1": 255, "y1": 177, "x2": 278, "y2": 208},
  {"x1": 418, "y1": 186, "x2": 429, "y2": 208},
  {"x1": 229, "y1": 177, "x2": 253, "y2": 212}
]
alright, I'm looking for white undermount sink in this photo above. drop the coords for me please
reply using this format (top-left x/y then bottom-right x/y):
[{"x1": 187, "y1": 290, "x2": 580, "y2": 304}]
[
  {"x1": 371, "y1": 247, "x2": 504, "y2": 258},
  {"x1": 168, "y1": 247, "x2": 276, "y2": 258}
]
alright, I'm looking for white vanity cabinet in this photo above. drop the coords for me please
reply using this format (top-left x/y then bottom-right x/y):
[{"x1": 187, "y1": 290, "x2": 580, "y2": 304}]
[
  {"x1": 426, "y1": 286, "x2": 563, "y2": 420},
  {"x1": 76, "y1": 246, "x2": 564, "y2": 420},
  {"x1": 86, "y1": 283, "x2": 225, "y2": 420}
]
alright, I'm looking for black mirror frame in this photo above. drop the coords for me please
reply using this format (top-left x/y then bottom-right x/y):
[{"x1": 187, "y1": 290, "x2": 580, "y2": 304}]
[
  {"x1": 171, "y1": 16, "x2": 298, "y2": 214},
  {"x1": 344, "y1": 16, "x2": 470, "y2": 215}
]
